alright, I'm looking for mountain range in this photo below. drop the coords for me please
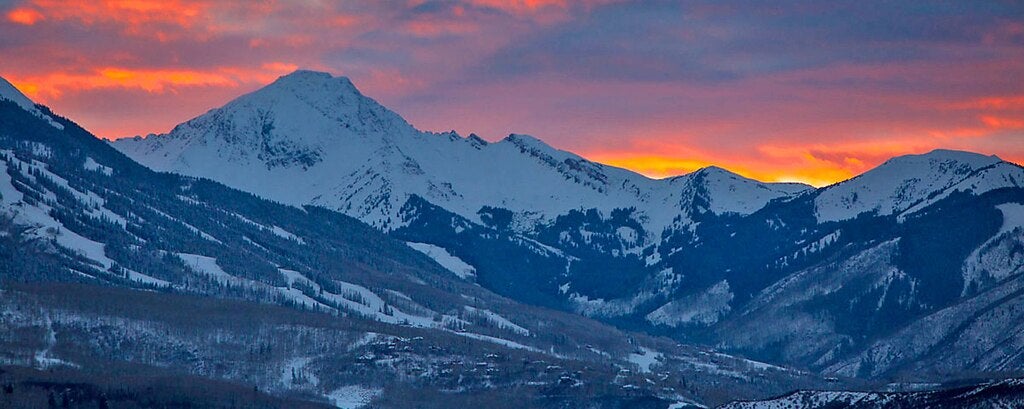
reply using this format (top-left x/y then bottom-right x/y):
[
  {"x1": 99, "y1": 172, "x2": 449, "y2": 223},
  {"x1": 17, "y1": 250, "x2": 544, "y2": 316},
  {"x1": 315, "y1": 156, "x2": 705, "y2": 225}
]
[
  {"x1": 115, "y1": 70, "x2": 1024, "y2": 382},
  {"x1": 1, "y1": 69, "x2": 1023, "y2": 408},
  {"x1": 0, "y1": 73, "x2": 830, "y2": 408}
]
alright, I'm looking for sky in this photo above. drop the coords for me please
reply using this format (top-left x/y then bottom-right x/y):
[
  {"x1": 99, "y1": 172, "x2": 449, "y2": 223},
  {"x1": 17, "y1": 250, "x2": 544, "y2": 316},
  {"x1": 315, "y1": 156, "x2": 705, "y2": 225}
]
[{"x1": 1, "y1": 0, "x2": 1022, "y2": 186}]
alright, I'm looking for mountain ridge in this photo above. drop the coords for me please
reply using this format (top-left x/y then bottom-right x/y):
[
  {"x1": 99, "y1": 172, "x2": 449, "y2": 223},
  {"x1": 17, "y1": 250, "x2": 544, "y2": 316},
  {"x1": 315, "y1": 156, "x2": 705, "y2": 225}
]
[
  {"x1": 0, "y1": 71, "x2": 832, "y2": 408},
  {"x1": 111, "y1": 70, "x2": 817, "y2": 238},
  {"x1": 8, "y1": 70, "x2": 1024, "y2": 389}
]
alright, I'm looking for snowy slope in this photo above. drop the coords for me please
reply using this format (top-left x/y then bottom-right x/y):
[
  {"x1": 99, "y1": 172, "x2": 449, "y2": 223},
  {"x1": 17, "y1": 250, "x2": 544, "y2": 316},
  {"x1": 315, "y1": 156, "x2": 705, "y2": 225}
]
[
  {"x1": 108, "y1": 70, "x2": 1024, "y2": 386},
  {"x1": 113, "y1": 70, "x2": 809, "y2": 236},
  {"x1": 815, "y1": 149, "x2": 1020, "y2": 222},
  {"x1": 0, "y1": 77, "x2": 63, "y2": 130},
  {"x1": 1, "y1": 78, "x2": 831, "y2": 409}
]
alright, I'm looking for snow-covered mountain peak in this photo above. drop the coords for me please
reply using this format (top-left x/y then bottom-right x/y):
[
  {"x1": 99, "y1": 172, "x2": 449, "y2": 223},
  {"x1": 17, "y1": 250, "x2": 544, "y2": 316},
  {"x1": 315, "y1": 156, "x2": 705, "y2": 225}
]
[
  {"x1": 666, "y1": 165, "x2": 812, "y2": 217},
  {"x1": 113, "y1": 69, "x2": 423, "y2": 175},
  {"x1": 277, "y1": 68, "x2": 344, "y2": 82},
  {"x1": 815, "y1": 149, "x2": 1013, "y2": 222},
  {"x1": 114, "y1": 72, "x2": 814, "y2": 237},
  {"x1": 225, "y1": 69, "x2": 415, "y2": 137},
  {"x1": 265, "y1": 69, "x2": 361, "y2": 99},
  {"x1": 878, "y1": 149, "x2": 1001, "y2": 174},
  {"x1": 0, "y1": 76, "x2": 64, "y2": 129},
  {"x1": 691, "y1": 165, "x2": 732, "y2": 176}
]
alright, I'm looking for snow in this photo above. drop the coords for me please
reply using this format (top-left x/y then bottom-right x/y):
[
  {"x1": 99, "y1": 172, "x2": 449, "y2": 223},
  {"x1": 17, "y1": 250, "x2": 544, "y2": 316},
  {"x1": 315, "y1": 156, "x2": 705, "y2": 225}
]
[
  {"x1": 277, "y1": 269, "x2": 335, "y2": 310},
  {"x1": 406, "y1": 242, "x2": 476, "y2": 279},
  {"x1": 326, "y1": 385, "x2": 381, "y2": 409},
  {"x1": 0, "y1": 156, "x2": 116, "y2": 270},
  {"x1": 901, "y1": 161, "x2": 1024, "y2": 219},
  {"x1": 34, "y1": 315, "x2": 78, "y2": 369},
  {"x1": 173, "y1": 258, "x2": 443, "y2": 324},
  {"x1": 176, "y1": 253, "x2": 235, "y2": 284},
  {"x1": 113, "y1": 69, "x2": 809, "y2": 240},
  {"x1": 0, "y1": 76, "x2": 63, "y2": 129},
  {"x1": 27, "y1": 142, "x2": 52, "y2": 158},
  {"x1": 181, "y1": 221, "x2": 221, "y2": 244},
  {"x1": 123, "y1": 268, "x2": 170, "y2": 287},
  {"x1": 83, "y1": 157, "x2": 113, "y2": 176},
  {"x1": 278, "y1": 268, "x2": 439, "y2": 327},
  {"x1": 450, "y1": 331, "x2": 542, "y2": 353},
  {"x1": 995, "y1": 203, "x2": 1024, "y2": 236},
  {"x1": 270, "y1": 225, "x2": 305, "y2": 244},
  {"x1": 815, "y1": 149, "x2": 1008, "y2": 222},
  {"x1": 570, "y1": 291, "x2": 656, "y2": 318},
  {"x1": 668, "y1": 402, "x2": 706, "y2": 409},
  {"x1": 627, "y1": 347, "x2": 663, "y2": 373},
  {"x1": 961, "y1": 203, "x2": 1024, "y2": 294},
  {"x1": 646, "y1": 280, "x2": 733, "y2": 327},
  {"x1": 722, "y1": 390, "x2": 883, "y2": 409},
  {"x1": 346, "y1": 333, "x2": 379, "y2": 351},
  {"x1": 15, "y1": 156, "x2": 129, "y2": 228},
  {"x1": 464, "y1": 306, "x2": 530, "y2": 335},
  {"x1": 280, "y1": 357, "x2": 319, "y2": 388},
  {"x1": 674, "y1": 167, "x2": 811, "y2": 216}
]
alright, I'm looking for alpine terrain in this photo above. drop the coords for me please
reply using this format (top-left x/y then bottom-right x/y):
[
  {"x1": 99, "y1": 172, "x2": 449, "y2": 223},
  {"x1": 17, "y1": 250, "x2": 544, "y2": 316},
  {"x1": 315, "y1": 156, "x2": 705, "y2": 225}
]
[
  {"x1": 0, "y1": 75, "x2": 832, "y2": 408},
  {"x1": 0, "y1": 65, "x2": 1020, "y2": 408},
  {"x1": 115, "y1": 70, "x2": 1024, "y2": 389}
]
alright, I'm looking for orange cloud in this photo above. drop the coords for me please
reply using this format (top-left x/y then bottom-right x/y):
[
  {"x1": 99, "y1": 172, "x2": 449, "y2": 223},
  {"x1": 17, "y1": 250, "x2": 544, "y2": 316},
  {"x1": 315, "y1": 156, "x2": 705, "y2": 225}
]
[
  {"x1": 5, "y1": 0, "x2": 276, "y2": 39},
  {"x1": 466, "y1": 0, "x2": 569, "y2": 13},
  {"x1": 980, "y1": 115, "x2": 1024, "y2": 129},
  {"x1": 962, "y1": 96, "x2": 1024, "y2": 110},
  {"x1": 25, "y1": 0, "x2": 204, "y2": 27},
  {"x1": 6, "y1": 7, "x2": 44, "y2": 25},
  {"x1": 10, "y1": 63, "x2": 298, "y2": 101}
]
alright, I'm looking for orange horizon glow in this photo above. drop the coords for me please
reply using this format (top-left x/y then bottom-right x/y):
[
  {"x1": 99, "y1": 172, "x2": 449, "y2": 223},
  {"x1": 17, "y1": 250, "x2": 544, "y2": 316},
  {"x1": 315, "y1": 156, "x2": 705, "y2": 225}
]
[
  {"x1": 4, "y1": 67, "x2": 1023, "y2": 187},
  {"x1": 1, "y1": 0, "x2": 1022, "y2": 187},
  {"x1": 583, "y1": 153, "x2": 855, "y2": 187}
]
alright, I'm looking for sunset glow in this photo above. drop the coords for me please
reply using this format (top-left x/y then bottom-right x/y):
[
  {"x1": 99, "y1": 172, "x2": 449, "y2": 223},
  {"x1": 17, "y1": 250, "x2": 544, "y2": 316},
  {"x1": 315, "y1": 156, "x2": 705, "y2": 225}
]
[{"x1": 1, "y1": 0, "x2": 1022, "y2": 186}]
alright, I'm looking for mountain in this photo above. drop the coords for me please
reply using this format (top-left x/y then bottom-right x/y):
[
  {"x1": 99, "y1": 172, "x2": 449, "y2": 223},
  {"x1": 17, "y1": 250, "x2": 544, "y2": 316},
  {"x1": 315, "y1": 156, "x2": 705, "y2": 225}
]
[
  {"x1": 0, "y1": 77, "x2": 830, "y2": 408},
  {"x1": 814, "y1": 149, "x2": 1017, "y2": 222},
  {"x1": 676, "y1": 151, "x2": 1024, "y2": 379},
  {"x1": 112, "y1": 70, "x2": 811, "y2": 307},
  {"x1": 112, "y1": 70, "x2": 1024, "y2": 385},
  {"x1": 113, "y1": 70, "x2": 808, "y2": 232}
]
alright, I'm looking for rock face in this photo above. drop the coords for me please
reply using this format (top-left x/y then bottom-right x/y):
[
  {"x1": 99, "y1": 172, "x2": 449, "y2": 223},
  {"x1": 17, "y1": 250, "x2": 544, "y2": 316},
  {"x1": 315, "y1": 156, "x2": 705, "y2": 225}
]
[{"x1": 113, "y1": 70, "x2": 1024, "y2": 382}]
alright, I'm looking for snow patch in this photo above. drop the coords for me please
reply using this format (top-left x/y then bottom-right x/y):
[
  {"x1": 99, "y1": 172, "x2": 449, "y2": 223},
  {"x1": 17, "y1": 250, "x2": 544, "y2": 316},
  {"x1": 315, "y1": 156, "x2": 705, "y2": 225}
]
[
  {"x1": 406, "y1": 242, "x2": 476, "y2": 279},
  {"x1": 270, "y1": 225, "x2": 305, "y2": 244},
  {"x1": 326, "y1": 385, "x2": 381, "y2": 409},
  {"x1": 646, "y1": 280, "x2": 733, "y2": 327},
  {"x1": 627, "y1": 347, "x2": 663, "y2": 373},
  {"x1": 464, "y1": 306, "x2": 530, "y2": 336},
  {"x1": 83, "y1": 157, "x2": 113, "y2": 176}
]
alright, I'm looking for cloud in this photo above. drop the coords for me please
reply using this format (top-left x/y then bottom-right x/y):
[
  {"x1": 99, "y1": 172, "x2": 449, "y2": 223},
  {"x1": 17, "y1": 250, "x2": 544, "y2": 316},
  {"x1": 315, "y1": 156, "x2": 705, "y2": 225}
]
[
  {"x1": 0, "y1": 0, "x2": 1021, "y2": 184},
  {"x1": 476, "y1": 0, "x2": 1024, "y2": 83},
  {"x1": 6, "y1": 7, "x2": 43, "y2": 25},
  {"x1": 8, "y1": 64, "x2": 298, "y2": 100}
]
